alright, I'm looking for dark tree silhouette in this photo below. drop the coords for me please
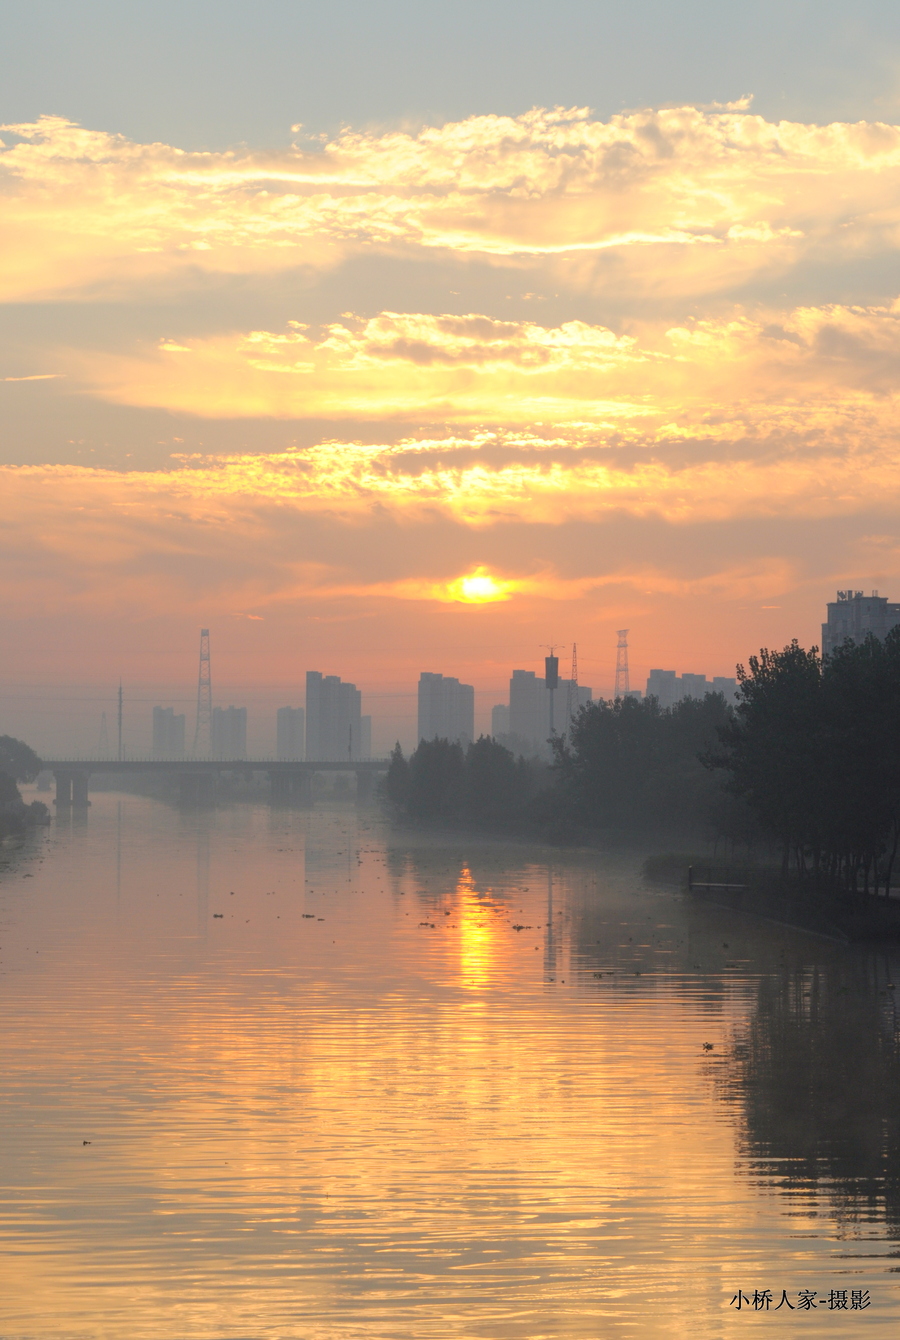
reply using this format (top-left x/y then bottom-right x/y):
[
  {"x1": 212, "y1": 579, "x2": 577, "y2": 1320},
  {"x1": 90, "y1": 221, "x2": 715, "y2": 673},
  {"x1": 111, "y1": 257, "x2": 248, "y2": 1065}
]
[
  {"x1": 715, "y1": 632, "x2": 900, "y2": 894},
  {"x1": 0, "y1": 735, "x2": 42, "y2": 783},
  {"x1": 553, "y1": 693, "x2": 734, "y2": 840}
]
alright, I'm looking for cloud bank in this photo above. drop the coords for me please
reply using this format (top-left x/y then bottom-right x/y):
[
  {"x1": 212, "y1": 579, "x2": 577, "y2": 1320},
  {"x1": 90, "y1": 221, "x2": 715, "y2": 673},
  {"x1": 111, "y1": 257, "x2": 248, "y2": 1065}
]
[{"x1": 4, "y1": 104, "x2": 900, "y2": 690}]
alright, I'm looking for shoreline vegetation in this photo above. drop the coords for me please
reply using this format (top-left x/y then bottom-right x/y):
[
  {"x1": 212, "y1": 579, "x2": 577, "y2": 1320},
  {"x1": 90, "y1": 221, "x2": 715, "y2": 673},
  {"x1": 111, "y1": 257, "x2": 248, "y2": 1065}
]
[
  {"x1": 0, "y1": 736, "x2": 49, "y2": 842},
  {"x1": 386, "y1": 634, "x2": 900, "y2": 943}
]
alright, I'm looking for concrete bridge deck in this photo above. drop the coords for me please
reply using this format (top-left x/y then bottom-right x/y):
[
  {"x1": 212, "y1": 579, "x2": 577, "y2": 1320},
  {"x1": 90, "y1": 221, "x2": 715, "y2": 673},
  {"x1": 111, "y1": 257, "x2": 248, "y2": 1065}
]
[{"x1": 41, "y1": 758, "x2": 390, "y2": 808}]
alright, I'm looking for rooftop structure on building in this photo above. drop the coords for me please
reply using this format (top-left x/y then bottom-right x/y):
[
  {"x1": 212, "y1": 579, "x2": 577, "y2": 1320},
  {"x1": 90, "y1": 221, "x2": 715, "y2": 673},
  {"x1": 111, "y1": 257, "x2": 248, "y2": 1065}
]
[
  {"x1": 822, "y1": 589, "x2": 900, "y2": 658},
  {"x1": 418, "y1": 672, "x2": 474, "y2": 747},
  {"x1": 306, "y1": 671, "x2": 363, "y2": 762}
]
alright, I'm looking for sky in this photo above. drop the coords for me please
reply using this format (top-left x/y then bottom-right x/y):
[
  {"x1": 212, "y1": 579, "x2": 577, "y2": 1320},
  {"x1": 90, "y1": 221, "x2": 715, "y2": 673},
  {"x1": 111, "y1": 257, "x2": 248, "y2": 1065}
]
[{"x1": 4, "y1": 0, "x2": 900, "y2": 753}]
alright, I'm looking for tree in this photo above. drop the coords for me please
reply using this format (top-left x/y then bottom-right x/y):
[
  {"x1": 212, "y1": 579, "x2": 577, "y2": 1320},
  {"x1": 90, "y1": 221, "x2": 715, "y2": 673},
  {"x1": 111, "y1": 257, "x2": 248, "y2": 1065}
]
[
  {"x1": 462, "y1": 735, "x2": 530, "y2": 826},
  {"x1": 0, "y1": 735, "x2": 42, "y2": 783},
  {"x1": 384, "y1": 742, "x2": 410, "y2": 807},
  {"x1": 714, "y1": 635, "x2": 900, "y2": 894},
  {"x1": 406, "y1": 738, "x2": 466, "y2": 820},
  {"x1": 554, "y1": 693, "x2": 733, "y2": 839},
  {"x1": 714, "y1": 643, "x2": 825, "y2": 875},
  {"x1": 0, "y1": 735, "x2": 47, "y2": 838}
]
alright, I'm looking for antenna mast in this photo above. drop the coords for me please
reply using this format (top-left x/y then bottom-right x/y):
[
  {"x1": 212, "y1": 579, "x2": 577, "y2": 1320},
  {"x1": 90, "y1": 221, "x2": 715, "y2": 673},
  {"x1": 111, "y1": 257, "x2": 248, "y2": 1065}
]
[
  {"x1": 614, "y1": 630, "x2": 630, "y2": 700},
  {"x1": 117, "y1": 682, "x2": 123, "y2": 761},
  {"x1": 192, "y1": 628, "x2": 212, "y2": 758}
]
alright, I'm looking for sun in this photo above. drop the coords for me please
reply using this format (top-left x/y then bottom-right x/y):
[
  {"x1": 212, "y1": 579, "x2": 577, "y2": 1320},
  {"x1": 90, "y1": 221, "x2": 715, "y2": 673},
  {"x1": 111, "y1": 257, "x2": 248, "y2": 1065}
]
[{"x1": 445, "y1": 566, "x2": 515, "y2": 604}]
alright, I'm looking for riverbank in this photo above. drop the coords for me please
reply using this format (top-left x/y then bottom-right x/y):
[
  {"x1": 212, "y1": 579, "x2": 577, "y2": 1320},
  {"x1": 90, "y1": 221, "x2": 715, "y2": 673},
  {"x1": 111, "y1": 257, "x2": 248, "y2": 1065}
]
[{"x1": 644, "y1": 852, "x2": 900, "y2": 943}]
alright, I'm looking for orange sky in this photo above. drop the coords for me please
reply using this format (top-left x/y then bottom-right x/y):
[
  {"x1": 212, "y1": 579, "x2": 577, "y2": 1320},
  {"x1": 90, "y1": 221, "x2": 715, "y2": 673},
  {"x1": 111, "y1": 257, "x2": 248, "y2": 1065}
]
[{"x1": 3, "y1": 105, "x2": 900, "y2": 750}]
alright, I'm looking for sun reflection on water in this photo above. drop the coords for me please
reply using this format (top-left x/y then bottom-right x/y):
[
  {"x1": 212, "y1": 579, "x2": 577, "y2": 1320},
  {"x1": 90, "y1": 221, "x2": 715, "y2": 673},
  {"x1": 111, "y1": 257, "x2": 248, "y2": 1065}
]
[{"x1": 456, "y1": 865, "x2": 501, "y2": 990}]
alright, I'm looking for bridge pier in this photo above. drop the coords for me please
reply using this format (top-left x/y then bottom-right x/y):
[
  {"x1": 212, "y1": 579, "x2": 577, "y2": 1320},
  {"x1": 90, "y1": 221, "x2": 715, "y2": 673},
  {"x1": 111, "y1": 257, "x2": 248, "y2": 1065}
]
[
  {"x1": 54, "y1": 769, "x2": 90, "y2": 810},
  {"x1": 355, "y1": 769, "x2": 375, "y2": 805}
]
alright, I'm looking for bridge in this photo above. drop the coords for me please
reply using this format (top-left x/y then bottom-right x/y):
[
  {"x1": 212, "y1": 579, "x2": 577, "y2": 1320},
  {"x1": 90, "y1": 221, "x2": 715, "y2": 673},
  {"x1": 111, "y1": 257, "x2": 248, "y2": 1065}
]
[{"x1": 41, "y1": 758, "x2": 390, "y2": 808}]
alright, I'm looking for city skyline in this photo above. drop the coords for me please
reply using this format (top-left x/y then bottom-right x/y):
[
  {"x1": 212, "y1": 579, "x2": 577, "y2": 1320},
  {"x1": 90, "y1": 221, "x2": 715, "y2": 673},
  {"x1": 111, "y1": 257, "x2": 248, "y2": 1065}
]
[{"x1": 12, "y1": 626, "x2": 761, "y2": 759}]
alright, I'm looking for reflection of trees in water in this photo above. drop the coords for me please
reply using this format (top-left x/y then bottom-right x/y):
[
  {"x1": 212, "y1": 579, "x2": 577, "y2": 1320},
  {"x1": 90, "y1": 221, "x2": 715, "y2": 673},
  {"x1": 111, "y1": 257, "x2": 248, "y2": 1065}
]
[{"x1": 720, "y1": 953, "x2": 900, "y2": 1231}]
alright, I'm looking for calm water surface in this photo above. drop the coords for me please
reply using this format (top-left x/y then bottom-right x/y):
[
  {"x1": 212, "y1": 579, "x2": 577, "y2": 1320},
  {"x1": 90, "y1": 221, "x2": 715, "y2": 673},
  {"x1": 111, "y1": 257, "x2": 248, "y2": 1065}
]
[{"x1": 1, "y1": 792, "x2": 899, "y2": 1338}]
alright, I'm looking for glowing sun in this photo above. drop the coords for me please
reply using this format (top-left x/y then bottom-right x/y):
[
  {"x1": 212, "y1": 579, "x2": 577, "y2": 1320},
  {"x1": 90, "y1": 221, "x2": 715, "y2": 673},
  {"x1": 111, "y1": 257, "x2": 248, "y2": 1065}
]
[{"x1": 446, "y1": 567, "x2": 516, "y2": 603}]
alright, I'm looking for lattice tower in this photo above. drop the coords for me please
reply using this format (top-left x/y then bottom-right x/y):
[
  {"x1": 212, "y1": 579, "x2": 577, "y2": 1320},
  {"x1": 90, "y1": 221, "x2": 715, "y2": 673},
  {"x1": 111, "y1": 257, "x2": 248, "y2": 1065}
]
[
  {"x1": 192, "y1": 628, "x2": 213, "y2": 758},
  {"x1": 98, "y1": 712, "x2": 109, "y2": 759},
  {"x1": 565, "y1": 643, "x2": 578, "y2": 738},
  {"x1": 614, "y1": 629, "x2": 630, "y2": 699}
]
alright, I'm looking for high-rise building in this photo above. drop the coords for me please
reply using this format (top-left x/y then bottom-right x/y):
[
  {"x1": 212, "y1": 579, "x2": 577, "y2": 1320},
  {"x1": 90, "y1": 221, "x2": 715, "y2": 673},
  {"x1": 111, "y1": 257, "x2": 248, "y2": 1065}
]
[
  {"x1": 508, "y1": 668, "x2": 591, "y2": 757},
  {"x1": 152, "y1": 706, "x2": 186, "y2": 759},
  {"x1": 417, "y1": 672, "x2": 475, "y2": 746},
  {"x1": 276, "y1": 706, "x2": 305, "y2": 760},
  {"x1": 679, "y1": 673, "x2": 709, "y2": 700},
  {"x1": 646, "y1": 669, "x2": 679, "y2": 708},
  {"x1": 212, "y1": 705, "x2": 247, "y2": 759},
  {"x1": 306, "y1": 671, "x2": 363, "y2": 762},
  {"x1": 822, "y1": 589, "x2": 900, "y2": 657},
  {"x1": 711, "y1": 677, "x2": 739, "y2": 703},
  {"x1": 491, "y1": 704, "x2": 510, "y2": 737}
]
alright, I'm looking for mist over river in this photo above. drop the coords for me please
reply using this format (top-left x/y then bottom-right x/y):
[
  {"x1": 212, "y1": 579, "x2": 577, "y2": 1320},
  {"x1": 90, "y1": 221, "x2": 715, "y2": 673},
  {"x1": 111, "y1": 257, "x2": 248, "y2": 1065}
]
[{"x1": 2, "y1": 792, "x2": 899, "y2": 1338}]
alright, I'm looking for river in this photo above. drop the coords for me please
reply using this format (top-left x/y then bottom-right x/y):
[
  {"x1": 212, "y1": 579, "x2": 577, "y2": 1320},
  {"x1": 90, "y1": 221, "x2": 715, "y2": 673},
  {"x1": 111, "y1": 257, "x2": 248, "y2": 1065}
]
[{"x1": 1, "y1": 791, "x2": 899, "y2": 1338}]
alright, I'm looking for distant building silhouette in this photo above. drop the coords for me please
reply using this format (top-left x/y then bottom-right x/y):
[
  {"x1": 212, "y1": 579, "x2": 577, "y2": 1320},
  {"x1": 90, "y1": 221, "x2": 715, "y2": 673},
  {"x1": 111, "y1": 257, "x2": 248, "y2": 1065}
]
[
  {"x1": 152, "y1": 706, "x2": 186, "y2": 759},
  {"x1": 680, "y1": 673, "x2": 709, "y2": 701},
  {"x1": 491, "y1": 704, "x2": 510, "y2": 737},
  {"x1": 212, "y1": 705, "x2": 247, "y2": 759},
  {"x1": 822, "y1": 589, "x2": 900, "y2": 657},
  {"x1": 507, "y1": 668, "x2": 591, "y2": 758},
  {"x1": 417, "y1": 672, "x2": 474, "y2": 746},
  {"x1": 306, "y1": 671, "x2": 363, "y2": 761},
  {"x1": 711, "y1": 677, "x2": 739, "y2": 702},
  {"x1": 646, "y1": 669, "x2": 737, "y2": 705},
  {"x1": 276, "y1": 706, "x2": 305, "y2": 760}
]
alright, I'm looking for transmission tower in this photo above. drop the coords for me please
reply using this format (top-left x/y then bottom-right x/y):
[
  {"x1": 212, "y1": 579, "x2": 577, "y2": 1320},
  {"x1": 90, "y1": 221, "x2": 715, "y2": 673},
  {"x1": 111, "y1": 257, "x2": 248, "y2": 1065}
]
[
  {"x1": 565, "y1": 643, "x2": 578, "y2": 738},
  {"x1": 192, "y1": 628, "x2": 212, "y2": 758},
  {"x1": 614, "y1": 629, "x2": 630, "y2": 700}
]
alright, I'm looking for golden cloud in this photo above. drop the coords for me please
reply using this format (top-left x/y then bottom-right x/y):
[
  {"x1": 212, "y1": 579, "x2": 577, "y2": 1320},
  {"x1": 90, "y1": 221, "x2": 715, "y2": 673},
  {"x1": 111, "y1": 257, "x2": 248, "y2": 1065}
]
[
  {"x1": 0, "y1": 451, "x2": 805, "y2": 624},
  {"x1": 2, "y1": 107, "x2": 900, "y2": 300},
  {"x1": 59, "y1": 302, "x2": 900, "y2": 447}
]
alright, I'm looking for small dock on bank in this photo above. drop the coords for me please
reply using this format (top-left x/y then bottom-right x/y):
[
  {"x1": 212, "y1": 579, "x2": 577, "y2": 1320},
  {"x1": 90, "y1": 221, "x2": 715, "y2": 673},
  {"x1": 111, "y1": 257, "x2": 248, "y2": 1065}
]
[{"x1": 687, "y1": 866, "x2": 748, "y2": 892}]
